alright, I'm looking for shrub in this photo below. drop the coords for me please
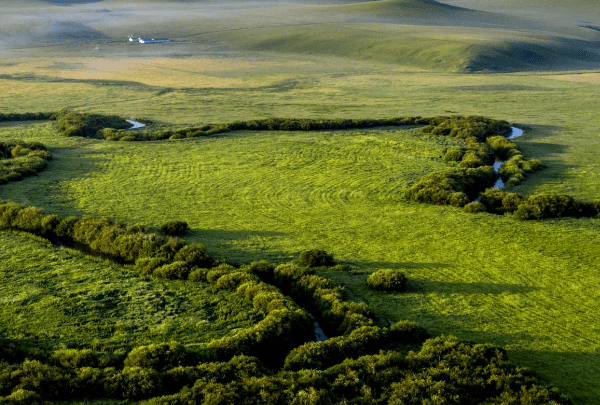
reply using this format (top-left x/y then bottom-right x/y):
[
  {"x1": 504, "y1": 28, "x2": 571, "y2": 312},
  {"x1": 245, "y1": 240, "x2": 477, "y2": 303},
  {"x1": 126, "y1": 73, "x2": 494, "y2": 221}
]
[
  {"x1": 215, "y1": 271, "x2": 257, "y2": 291},
  {"x1": 153, "y1": 261, "x2": 191, "y2": 280},
  {"x1": 54, "y1": 216, "x2": 79, "y2": 238},
  {"x1": 124, "y1": 342, "x2": 192, "y2": 371},
  {"x1": 206, "y1": 264, "x2": 237, "y2": 284},
  {"x1": 463, "y1": 201, "x2": 486, "y2": 213},
  {"x1": 50, "y1": 349, "x2": 97, "y2": 369},
  {"x1": 1, "y1": 389, "x2": 41, "y2": 405},
  {"x1": 367, "y1": 270, "x2": 407, "y2": 292},
  {"x1": 160, "y1": 221, "x2": 188, "y2": 236},
  {"x1": 441, "y1": 146, "x2": 465, "y2": 162},
  {"x1": 105, "y1": 366, "x2": 162, "y2": 400},
  {"x1": 173, "y1": 243, "x2": 212, "y2": 268},
  {"x1": 188, "y1": 268, "x2": 209, "y2": 283},
  {"x1": 298, "y1": 250, "x2": 335, "y2": 268}
]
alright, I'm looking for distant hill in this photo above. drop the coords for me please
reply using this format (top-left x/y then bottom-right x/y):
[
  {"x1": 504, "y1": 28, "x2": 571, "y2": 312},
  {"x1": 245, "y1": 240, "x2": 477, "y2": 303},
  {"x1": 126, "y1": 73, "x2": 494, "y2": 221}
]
[{"x1": 5, "y1": 0, "x2": 600, "y2": 72}]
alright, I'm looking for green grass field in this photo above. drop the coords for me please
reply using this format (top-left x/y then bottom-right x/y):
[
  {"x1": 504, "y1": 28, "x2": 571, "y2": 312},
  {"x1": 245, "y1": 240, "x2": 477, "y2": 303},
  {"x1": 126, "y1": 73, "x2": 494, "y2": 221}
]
[
  {"x1": 2, "y1": 1, "x2": 600, "y2": 404},
  {"x1": 0, "y1": 230, "x2": 264, "y2": 352}
]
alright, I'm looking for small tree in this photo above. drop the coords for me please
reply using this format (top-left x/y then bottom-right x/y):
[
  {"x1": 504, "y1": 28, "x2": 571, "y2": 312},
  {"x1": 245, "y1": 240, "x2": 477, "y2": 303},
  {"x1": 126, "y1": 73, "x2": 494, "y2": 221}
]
[
  {"x1": 298, "y1": 250, "x2": 335, "y2": 268},
  {"x1": 367, "y1": 270, "x2": 407, "y2": 292},
  {"x1": 160, "y1": 220, "x2": 188, "y2": 236}
]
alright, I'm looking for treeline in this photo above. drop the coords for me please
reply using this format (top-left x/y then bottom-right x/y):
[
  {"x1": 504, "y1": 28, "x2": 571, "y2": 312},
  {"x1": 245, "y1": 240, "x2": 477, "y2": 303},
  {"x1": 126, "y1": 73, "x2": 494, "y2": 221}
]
[
  {"x1": 465, "y1": 189, "x2": 600, "y2": 219},
  {"x1": 0, "y1": 141, "x2": 51, "y2": 184},
  {"x1": 98, "y1": 116, "x2": 432, "y2": 141},
  {"x1": 0, "y1": 336, "x2": 572, "y2": 404},
  {"x1": 0, "y1": 113, "x2": 53, "y2": 123}
]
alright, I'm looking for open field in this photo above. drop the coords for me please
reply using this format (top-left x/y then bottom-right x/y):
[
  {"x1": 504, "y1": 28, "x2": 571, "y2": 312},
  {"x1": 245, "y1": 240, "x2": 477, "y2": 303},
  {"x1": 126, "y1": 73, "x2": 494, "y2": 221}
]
[{"x1": 2, "y1": 1, "x2": 600, "y2": 404}]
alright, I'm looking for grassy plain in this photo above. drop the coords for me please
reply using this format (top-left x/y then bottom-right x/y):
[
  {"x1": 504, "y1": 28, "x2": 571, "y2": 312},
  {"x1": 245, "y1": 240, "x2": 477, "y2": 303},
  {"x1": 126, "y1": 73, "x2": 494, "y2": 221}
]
[
  {"x1": 2, "y1": 0, "x2": 600, "y2": 404},
  {"x1": 0, "y1": 230, "x2": 264, "y2": 352}
]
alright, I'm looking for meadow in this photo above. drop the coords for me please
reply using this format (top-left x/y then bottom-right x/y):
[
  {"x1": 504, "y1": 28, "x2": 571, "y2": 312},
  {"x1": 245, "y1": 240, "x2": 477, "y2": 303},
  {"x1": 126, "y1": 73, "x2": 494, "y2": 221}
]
[{"x1": 2, "y1": 0, "x2": 600, "y2": 404}]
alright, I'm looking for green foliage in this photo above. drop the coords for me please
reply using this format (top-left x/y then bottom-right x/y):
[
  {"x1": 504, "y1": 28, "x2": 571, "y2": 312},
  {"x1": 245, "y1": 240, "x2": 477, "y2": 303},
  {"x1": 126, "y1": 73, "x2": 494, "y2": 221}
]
[
  {"x1": 105, "y1": 366, "x2": 162, "y2": 400},
  {"x1": 160, "y1": 221, "x2": 188, "y2": 236},
  {"x1": 283, "y1": 322, "x2": 428, "y2": 371},
  {"x1": 0, "y1": 140, "x2": 51, "y2": 185},
  {"x1": 367, "y1": 270, "x2": 407, "y2": 292},
  {"x1": 513, "y1": 194, "x2": 599, "y2": 220},
  {"x1": 476, "y1": 189, "x2": 599, "y2": 219},
  {"x1": 124, "y1": 342, "x2": 192, "y2": 371},
  {"x1": 406, "y1": 166, "x2": 495, "y2": 207},
  {"x1": 55, "y1": 110, "x2": 130, "y2": 138},
  {"x1": 0, "y1": 113, "x2": 53, "y2": 123},
  {"x1": 298, "y1": 249, "x2": 335, "y2": 268}
]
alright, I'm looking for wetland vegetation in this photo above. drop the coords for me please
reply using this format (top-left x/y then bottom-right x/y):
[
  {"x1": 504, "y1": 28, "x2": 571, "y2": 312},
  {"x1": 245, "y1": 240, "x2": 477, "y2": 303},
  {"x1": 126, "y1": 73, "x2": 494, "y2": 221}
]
[{"x1": 2, "y1": 0, "x2": 600, "y2": 404}]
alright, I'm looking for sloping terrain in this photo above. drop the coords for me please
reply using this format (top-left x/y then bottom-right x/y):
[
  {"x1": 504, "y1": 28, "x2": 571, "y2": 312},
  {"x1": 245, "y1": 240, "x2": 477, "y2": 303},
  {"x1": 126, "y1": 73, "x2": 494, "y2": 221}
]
[{"x1": 3, "y1": 0, "x2": 600, "y2": 71}]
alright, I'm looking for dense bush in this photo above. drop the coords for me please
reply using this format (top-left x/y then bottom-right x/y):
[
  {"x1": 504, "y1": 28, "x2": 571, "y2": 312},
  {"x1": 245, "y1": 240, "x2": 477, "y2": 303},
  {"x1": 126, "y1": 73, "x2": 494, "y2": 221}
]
[
  {"x1": 54, "y1": 110, "x2": 131, "y2": 138},
  {"x1": 406, "y1": 166, "x2": 495, "y2": 207},
  {"x1": 475, "y1": 189, "x2": 600, "y2": 219},
  {"x1": 0, "y1": 141, "x2": 52, "y2": 185},
  {"x1": 0, "y1": 112, "x2": 53, "y2": 123},
  {"x1": 160, "y1": 220, "x2": 188, "y2": 236},
  {"x1": 298, "y1": 249, "x2": 335, "y2": 267},
  {"x1": 283, "y1": 321, "x2": 428, "y2": 371},
  {"x1": 367, "y1": 270, "x2": 407, "y2": 292},
  {"x1": 244, "y1": 261, "x2": 376, "y2": 337},
  {"x1": 513, "y1": 194, "x2": 599, "y2": 220}
]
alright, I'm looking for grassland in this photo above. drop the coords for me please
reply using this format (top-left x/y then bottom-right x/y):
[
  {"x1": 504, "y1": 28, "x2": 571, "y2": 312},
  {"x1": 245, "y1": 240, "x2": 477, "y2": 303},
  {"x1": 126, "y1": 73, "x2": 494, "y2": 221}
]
[
  {"x1": 2, "y1": 0, "x2": 600, "y2": 404},
  {"x1": 0, "y1": 230, "x2": 264, "y2": 352}
]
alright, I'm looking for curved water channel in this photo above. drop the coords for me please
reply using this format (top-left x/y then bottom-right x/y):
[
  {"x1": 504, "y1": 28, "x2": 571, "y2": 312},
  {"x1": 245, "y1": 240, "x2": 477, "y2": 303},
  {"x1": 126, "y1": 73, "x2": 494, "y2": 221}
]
[
  {"x1": 126, "y1": 119, "x2": 146, "y2": 129},
  {"x1": 491, "y1": 126, "x2": 524, "y2": 189}
]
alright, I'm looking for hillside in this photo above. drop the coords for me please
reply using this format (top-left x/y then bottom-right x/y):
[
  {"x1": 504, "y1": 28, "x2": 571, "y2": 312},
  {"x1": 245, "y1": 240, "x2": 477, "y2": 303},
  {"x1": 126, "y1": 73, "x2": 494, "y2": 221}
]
[{"x1": 2, "y1": 0, "x2": 599, "y2": 71}]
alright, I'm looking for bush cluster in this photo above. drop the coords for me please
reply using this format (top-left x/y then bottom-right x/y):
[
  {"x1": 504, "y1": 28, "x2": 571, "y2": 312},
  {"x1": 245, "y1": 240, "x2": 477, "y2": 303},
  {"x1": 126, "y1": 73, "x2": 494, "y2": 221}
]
[
  {"x1": 0, "y1": 141, "x2": 52, "y2": 184},
  {"x1": 55, "y1": 110, "x2": 131, "y2": 138},
  {"x1": 297, "y1": 249, "x2": 335, "y2": 267},
  {"x1": 472, "y1": 189, "x2": 600, "y2": 219},
  {"x1": 283, "y1": 321, "x2": 428, "y2": 371},
  {"x1": 367, "y1": 270, "x2": 407, "y2": 292},
  {"x1": 0, "y1": 113, "x2": 53, "y2": 123},
  {"x1": 160, "y1": 220, "x2": 188, "y2": 236},
  {"x1": 243, "y1": 261, "x2": 376, "y2": 337},
  {"x1": 406, "y1": 166, "x2": 496, "y2": 207},
  {"x1": 93, "y1": 116, "x2": 433, "y2": 142},
  {"x1": 0, "y1": 336, "x2": 571, "y2": 404}
]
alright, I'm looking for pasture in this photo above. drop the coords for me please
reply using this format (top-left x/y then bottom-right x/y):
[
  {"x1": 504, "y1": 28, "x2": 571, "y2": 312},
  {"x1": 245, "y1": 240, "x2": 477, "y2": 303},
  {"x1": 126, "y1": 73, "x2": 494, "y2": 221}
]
[{"x1": 2, "y1": 0, "x2": 600, "y2": 403}]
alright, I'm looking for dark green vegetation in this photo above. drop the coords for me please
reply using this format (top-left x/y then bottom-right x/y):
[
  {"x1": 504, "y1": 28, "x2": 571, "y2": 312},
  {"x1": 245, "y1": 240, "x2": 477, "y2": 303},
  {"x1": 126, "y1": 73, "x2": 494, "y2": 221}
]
[
  {"x1": 55, "y1": 110, "x2": 131, "y2": 139},
  {"x1": 0, "y1": 140, "x2": 51, "y2": 184},
  {"x1": 367, "y1": 270, "x2": 408, "y2": 292}
]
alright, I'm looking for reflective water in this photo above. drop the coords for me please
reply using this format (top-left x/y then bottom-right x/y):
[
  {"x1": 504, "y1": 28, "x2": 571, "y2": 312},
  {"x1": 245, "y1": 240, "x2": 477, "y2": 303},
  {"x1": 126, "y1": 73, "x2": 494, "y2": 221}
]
[{"x1": 126, "y1": 119, "x2": 146, "y2": 129}]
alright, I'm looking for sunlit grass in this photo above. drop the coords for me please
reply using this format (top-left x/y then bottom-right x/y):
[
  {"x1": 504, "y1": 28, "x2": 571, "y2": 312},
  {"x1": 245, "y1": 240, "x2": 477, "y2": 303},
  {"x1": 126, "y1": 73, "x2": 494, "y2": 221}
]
[
  {"x1": 1, "y1": 23, "x2": 600, "y2": 402},
  {"x1": 0, "y1": 230, "x2": 264, "y2": 352}
]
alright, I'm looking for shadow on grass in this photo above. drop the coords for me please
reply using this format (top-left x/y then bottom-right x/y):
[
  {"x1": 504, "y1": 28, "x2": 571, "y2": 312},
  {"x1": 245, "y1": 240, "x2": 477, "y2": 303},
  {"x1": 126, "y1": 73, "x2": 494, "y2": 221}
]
[
  {"x1": 405, "y1": 279, "x2": 540, "y2": 295},
  {"x1": 505, "y1": 350, "x2": 600, "y2": 405},
  {"x1": 189, "y1": 228, "x2": 294, "y2": 265},
  {"x1": 348, "y1": 260, "x2": 454, "y2": 270}
]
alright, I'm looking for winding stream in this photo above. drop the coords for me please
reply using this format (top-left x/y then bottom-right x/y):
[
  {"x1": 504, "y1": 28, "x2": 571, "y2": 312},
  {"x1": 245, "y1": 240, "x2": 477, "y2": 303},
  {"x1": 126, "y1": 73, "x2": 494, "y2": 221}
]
[{"x1": 491, "y1": 126, "x2": 524, "y2": 189}]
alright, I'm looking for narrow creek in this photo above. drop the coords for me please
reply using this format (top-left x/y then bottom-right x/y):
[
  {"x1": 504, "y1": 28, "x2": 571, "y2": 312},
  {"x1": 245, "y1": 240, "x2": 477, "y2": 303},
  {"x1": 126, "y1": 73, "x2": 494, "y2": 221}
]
[
  {"x1": 314, "y1": 321, "x2": 328, "y2": 342},
  {"x1": 491, "y1": 126, "x2": 524, "y2": 189}
]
